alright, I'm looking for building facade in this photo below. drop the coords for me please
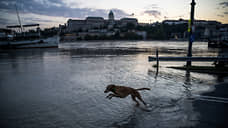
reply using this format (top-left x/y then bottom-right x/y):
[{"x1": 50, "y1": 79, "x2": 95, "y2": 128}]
[{"x1": 66, "y1": 10, "x2": 138, "y2": 32}]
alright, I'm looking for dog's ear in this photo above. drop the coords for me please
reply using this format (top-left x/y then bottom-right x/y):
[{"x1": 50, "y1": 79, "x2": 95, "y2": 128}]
[
  {"x1": 107, "y1": 84, "x2": 115, "y2": 90},
  {"x1": 108, "y1": 84, "x2": 115, "y2": 89}
]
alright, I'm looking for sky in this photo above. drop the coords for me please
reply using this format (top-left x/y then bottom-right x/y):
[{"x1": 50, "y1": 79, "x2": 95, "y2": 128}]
[{"x1": 0, "y1": 0, "x2": 227, "y2": 28}]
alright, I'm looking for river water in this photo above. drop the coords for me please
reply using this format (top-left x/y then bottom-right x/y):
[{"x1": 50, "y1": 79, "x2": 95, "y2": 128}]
[{"x1": 0, "y1": 41, "x2": 227, "y2": 128}]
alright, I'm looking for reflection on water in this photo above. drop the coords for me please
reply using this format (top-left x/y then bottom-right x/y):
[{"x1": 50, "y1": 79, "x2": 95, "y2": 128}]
[
  {"x1": 59, "y1": 41, "x2": 221, "y2": 57},
  {"x1": 0, "y1": 41, "x2": 227, "y2": 128}
]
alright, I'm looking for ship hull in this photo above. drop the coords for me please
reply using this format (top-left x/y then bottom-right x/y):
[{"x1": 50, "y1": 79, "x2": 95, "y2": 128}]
[{"x1": 0, "y1": 36, "x2": 59, "y2": 49}]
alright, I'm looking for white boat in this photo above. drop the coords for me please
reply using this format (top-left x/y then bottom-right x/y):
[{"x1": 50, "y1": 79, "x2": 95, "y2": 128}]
[
  {"x1": 0, "y1": 35, "x2": 59, "y2": 49},
  {"x1": 0, "y1": 4, "x2": 59, "y2": 49}
]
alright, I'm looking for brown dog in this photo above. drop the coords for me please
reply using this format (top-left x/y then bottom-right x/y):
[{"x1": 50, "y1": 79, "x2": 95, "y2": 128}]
[{"x1": 104, "y1": 84, "x2": 150, "y2": 106}]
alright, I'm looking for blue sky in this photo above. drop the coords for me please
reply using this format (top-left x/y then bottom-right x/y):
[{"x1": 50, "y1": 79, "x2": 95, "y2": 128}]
[{"x1": 0, "y1": 0, "x2": 227, "y2": 28}]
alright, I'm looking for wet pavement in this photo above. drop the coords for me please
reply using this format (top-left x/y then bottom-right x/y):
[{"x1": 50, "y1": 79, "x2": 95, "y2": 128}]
[{"x1": 0, "y1": 41, "x2": 227, "y2": 128}]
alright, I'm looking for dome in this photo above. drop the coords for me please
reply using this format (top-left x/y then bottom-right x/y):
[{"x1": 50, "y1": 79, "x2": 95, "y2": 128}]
[{"x1": 108, "y1": 10, "x2": 114, "y2": 20}]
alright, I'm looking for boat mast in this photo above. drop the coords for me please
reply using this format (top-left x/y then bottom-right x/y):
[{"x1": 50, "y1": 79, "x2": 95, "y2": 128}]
[{"x1": 15, "y1": 4, "x2": 23, "y2": 33}]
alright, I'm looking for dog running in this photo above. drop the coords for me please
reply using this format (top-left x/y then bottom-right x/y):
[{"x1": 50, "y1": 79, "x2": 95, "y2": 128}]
[{"x1": 104, "y1": 84, "x2": 150, "y2": 106}]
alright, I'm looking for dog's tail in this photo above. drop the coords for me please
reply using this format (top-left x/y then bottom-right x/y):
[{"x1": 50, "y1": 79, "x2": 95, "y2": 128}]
[{"x1": 136, "y1": 88, "x2": 150, "y2": 91}]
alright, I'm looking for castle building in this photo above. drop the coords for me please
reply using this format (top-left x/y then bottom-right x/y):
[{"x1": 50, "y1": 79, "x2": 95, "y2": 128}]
[
  {"x1": 120, "y1": 18, "x2": 138, "y2": 27},
  {"x1": 67, "y1": 10, "x2": 138, "y2": 32}
]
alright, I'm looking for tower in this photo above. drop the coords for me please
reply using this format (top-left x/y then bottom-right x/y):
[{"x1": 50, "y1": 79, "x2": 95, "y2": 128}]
[{"x1": 108, "y1": 10, "x2": 114, "y2": 21}]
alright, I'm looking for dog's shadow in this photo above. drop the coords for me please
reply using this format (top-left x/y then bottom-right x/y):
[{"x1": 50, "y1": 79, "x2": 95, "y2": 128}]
[
  {"x1": 110, "y1": 107, "x2": 138, "y2": 128},
  {"x1": 110, "y1": 104, "x2": 155, "y2": 128}
]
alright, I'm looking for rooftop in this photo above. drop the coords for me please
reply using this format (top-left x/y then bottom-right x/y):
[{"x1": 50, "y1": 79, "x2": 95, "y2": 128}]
[{"x1": 86, "y1": 17, "x2": 104, "y2": 20}]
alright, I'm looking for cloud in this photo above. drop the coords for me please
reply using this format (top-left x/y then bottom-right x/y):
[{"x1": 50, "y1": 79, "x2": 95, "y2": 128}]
[
  {"x1": 111, "y1": 8, "x2": 129, "y2": 19},
  {"x1": 219, "y1": 2, "x2": 228, "y2": 8},
  {"x1": 144, "y1": 10, "x2": 161, "y2": 18},
  {"x1": 0, "y1": 17, "x2": 17, "y2": 27},
  {"x1": 143, "y1": 4, "x2": 167, "y2": 20},
  {"x1": 0, "y1": 11, "x2": 67, "y2": 28},
  {"x1": 23, "y1": 17, "x2": 56, "y2": 23},
  {"x1": 145, "y1": 4, "x2": 159, "y2": 9},
  {"x1": 0, "y1": 0, "x2": 129, "y2": 27},
  {"x1": 0, "y1": 0, "x2": 128, "y2": 18},
  {"x1": 217, "y1": 2, "x2": 228, "y2": 18},
  {"x1": 217, "y1": 14, "x2": 224, "y2": 17},
  {"x1": 151, "y1": 4, "x2": 160, "y2": 9}
]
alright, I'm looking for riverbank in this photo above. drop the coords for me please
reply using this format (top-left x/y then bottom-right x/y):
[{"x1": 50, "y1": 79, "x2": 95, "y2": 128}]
[
  {"x1": 167, "y1": 65, "x2": 228, "y2": 127},
  {"x1": 192, "y1": 82, "x2": 228, "y2": 128}
]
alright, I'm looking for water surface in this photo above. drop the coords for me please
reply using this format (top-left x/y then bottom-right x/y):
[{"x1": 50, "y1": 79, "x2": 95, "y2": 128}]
[{"x1": 0, "y1": 41, "x2": 227, "y2": 128}]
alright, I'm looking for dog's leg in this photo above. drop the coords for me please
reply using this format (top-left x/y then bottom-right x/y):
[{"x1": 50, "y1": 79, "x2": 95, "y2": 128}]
[
  {"x1": 136, "y1": 95, "x2": 147, "y2": 106},
  {"x1": 131, "y1": 95, "x2": 140, "y2": 106},
  {"x1": 106, "y1": 94, "x2": 115, "y2": 99},
  {"x1": 106, "y1": 93, "x2": 121, "y2": 99},
  {"x1": 106, "y1": 94, "x2": 113, "y2": 99}
]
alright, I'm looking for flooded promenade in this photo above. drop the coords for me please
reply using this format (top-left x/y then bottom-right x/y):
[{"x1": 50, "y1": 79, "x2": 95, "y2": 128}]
[{"x1": 0, "y1": 41, "x2": 227, "y2": 128}]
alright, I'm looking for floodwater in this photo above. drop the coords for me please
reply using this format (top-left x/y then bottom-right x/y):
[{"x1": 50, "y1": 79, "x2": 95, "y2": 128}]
[{"x1": 0, "y1": 41, "x2": 227, "y2": 128}]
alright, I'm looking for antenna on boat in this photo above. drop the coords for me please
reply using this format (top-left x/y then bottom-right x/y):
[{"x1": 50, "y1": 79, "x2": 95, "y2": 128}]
[{"x1": 15, "y1": 3, "x2": 23, "y2": 33}]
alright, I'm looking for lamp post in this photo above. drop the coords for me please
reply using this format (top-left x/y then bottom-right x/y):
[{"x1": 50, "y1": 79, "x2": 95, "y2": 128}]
[{"x1": 187, "y1": 0, "x2": 196, "y2": 67}]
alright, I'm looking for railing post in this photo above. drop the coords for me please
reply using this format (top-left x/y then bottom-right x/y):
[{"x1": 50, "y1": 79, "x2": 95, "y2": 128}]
[
  {"x1": 156, "y1": 49, "x2": 159, "y2": 73},
  {"x1": 187, "y1": 0, "x2": 196, "y2": 67}
]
